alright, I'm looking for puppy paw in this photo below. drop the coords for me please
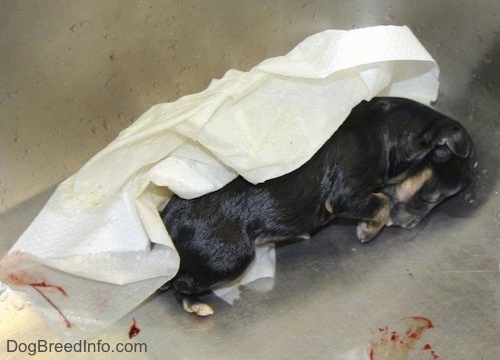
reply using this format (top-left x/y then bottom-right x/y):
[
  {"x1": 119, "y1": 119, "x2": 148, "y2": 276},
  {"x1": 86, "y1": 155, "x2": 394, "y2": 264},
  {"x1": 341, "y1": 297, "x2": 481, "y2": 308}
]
[
  {"x1": 356, "y1": 221, "x2": 382, "y2": 243},
  {"x1": 181, "y1": 298, "x2": 214, "y2": 317},
  {"x1": 356, "y1": 222, "x2": 369, "y2": 242}
]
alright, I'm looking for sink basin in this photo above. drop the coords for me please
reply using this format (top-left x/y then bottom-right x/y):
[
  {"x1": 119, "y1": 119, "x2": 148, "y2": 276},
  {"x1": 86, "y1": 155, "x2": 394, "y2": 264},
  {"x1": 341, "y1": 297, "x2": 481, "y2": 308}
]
[{"x1": 1, "y1": 1, "x2": 498, "y2": 358}]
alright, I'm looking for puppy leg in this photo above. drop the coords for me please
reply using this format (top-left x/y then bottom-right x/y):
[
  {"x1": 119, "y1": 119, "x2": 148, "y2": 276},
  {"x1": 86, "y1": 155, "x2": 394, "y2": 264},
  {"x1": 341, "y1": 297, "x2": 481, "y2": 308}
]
[
  {"x1": 355, "y1": 193, "x2": 391, "y2": 243},
  {"x1": 158, "y1": 277, "x2": 214, "y2": 316},
  {"x1": 171, "y1": 240, "x2": 255, "y2": 316},
  {"x1": 168, "y1": 274, "x2": 214, "y2": 316},
  {"x1": 171, "y1": 273, "x2": 215, "y2": 316},
  {"x1": 173, "y1": 291, "x2": 214, "y2": 317}
]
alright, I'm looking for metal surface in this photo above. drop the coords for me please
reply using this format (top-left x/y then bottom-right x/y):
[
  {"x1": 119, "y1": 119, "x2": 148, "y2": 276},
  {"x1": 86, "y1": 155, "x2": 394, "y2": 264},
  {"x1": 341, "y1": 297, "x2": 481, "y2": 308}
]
[{"x1": 0, "y1": 0, "x2": 499, "y2": 358}]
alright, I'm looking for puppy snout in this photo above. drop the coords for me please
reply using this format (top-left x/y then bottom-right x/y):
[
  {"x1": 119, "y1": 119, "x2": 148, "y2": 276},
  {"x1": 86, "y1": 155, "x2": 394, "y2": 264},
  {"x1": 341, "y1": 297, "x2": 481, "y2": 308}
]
[{"x1": 389, "y1": 203, "x2": 423, "y2": 230}]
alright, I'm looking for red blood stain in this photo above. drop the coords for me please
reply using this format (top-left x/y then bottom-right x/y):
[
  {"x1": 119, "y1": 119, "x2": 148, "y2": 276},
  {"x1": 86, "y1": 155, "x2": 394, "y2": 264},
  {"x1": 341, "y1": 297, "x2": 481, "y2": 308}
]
[
  {"x1": 7, "y1": 272, "x2": 72, "y2": 329},
  {"x1": 369, "y1": 316, "x2": 439, "y2": 360},
  {"x1": 29, "y1": 282, "x2": 68, "y2": 296},
  {"x1": 30, "y1": 282, "x2": 72, "y2": 329},
  {"x1": 8, "y1": 271, "x2": 39, "y2": 285},
  {"x1": 390, "y1": 331, "x2": 399, "y2": 341},
  {"x1": 422, "y1": 344, "x2": 439, "y2": 360},
  {"x1": 408, "y1": 316, "x2": 434, "y2": 328},
  {"x1": 404, "y1": 316, "x2": 433, "y2": 341},
  {"x1": 128, "y1": 318, "x2": 141, "y2": 339}
]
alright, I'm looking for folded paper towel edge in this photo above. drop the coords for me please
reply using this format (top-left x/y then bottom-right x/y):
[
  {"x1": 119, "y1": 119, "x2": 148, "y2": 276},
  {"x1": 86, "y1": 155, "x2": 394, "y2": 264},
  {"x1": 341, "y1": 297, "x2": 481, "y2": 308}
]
[{"x1": 256, "y1": 25, "x2": 436, "y2": 79}]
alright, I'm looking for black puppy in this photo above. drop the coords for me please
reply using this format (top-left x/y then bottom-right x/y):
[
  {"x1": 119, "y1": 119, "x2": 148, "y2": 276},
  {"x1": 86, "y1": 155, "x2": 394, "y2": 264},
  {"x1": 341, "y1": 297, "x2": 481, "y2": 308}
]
[{"x1": 160, "y1": 97, "x2": 474, "y2": 316}]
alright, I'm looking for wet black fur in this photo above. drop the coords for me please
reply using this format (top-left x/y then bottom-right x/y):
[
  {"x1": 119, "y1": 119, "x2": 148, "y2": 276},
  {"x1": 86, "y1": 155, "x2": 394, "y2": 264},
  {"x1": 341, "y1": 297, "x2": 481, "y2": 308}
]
[{"x1": 160, "y1": 97, "x2": 474, "y2": 303}]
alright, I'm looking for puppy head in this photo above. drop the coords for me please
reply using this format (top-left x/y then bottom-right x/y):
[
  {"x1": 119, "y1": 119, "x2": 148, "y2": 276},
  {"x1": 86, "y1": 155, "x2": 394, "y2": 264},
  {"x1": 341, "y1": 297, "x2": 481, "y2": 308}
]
[{"x1": 385, "y1": 118, "x2": 474, "y2": 229}]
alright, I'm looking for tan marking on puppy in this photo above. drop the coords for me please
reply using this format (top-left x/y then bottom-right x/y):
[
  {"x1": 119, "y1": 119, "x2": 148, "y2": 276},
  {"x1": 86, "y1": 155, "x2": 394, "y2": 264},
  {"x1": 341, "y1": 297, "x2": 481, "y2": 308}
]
[
  {"x1": 357, "y1": 193, "x2": 391, "y2": 242},
  {"x1": 372, "y1": 192, "x2": 391, "y2": 224},
  {"x1": 325, "y1": 200, "x2": 335, "y2": 214},
  {"x1": 395, "y1": 168, "x2": 433, "y2": 202}
]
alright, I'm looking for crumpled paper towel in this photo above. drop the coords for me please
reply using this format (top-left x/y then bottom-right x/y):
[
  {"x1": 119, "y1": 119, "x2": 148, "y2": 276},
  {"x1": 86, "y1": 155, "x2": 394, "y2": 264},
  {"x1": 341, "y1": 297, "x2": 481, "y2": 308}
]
[{"x1": 0, "y1": 25, "x2": 439, "y2": 340}]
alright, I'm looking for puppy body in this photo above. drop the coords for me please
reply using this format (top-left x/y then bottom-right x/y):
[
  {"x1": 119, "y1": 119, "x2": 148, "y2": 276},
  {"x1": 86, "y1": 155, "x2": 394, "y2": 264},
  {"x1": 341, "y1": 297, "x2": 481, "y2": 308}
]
[{"x1": 160, "y1": 97, "x2": 474, "y2": 314}]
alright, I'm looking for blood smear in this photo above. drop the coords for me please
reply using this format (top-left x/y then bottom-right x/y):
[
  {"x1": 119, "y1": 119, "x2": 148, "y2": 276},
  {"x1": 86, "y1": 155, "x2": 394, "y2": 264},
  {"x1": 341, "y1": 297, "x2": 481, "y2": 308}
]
[
  {"x1": 129, "y1": 318, "x2": 141, "y2": 339},
  {"x1": 30, "y1": 282, "x2": 72, "y2": 329},
  {"x1": 369, "y1": 316, "x2": 439, "y2": 360},
  {"x1": 7, "y1": 271, "x2": 72, "y2": 329}
]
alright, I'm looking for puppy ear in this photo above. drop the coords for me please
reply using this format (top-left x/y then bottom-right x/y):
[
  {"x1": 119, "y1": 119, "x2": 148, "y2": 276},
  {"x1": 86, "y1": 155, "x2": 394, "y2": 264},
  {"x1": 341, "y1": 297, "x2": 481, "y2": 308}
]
[
  {"x1": 435, "y1": 124, "x2": 471, "y2": 158},
  {"x1": 419, "y1": 120, "x2": 472, "y2": 161}
]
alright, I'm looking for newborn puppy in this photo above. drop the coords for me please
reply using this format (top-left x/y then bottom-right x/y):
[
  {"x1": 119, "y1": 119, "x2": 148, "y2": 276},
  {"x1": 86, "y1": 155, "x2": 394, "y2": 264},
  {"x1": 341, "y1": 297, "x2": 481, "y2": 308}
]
[{"x1": 160, "y1": 97, "x2": 474, "y2": 316}]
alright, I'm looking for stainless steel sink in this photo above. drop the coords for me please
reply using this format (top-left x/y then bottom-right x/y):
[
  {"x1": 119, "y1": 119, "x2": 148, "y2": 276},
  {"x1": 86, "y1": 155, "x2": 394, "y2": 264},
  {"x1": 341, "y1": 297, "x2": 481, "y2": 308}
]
[{"x1": 1, "y1": 1, "x2": 499, "y2": 358}]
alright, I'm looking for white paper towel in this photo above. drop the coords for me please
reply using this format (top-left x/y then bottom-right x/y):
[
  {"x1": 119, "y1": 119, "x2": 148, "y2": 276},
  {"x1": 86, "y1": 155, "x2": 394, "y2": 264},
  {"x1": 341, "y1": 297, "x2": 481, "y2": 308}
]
[{"x1": 0, "y1": 25, "x2": 439, "y2": 340}]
